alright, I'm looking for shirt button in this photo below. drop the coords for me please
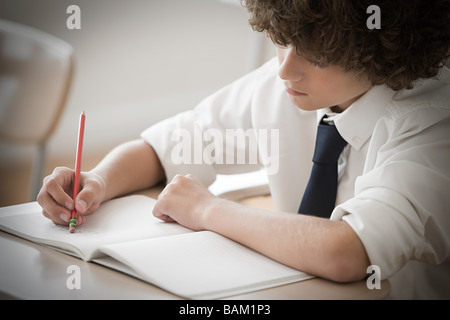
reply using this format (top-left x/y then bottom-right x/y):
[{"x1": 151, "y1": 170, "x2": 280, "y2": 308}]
[{"x1": 352, "y1": 137, "x2": 361, "y2": 145}]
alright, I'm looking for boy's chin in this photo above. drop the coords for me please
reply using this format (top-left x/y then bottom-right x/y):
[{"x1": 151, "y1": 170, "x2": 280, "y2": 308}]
[{"x1": 288, "y1": 96, "x2": 324, "y2": 112}]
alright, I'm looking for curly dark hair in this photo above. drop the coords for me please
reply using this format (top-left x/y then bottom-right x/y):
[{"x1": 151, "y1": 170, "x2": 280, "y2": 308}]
[{"x1": 243, "y1": 0, "x2": 450, "y2": 90}]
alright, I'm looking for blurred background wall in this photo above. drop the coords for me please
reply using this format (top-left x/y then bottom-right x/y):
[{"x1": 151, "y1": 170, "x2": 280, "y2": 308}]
[{"x1": 0, "y1": 0, "x2": 275, "y2": 206}]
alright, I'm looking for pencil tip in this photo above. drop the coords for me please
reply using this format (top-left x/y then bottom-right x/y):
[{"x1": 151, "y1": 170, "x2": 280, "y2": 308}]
[{"x1": 69, "y1": 227, "x2": 75, "y2": 233}]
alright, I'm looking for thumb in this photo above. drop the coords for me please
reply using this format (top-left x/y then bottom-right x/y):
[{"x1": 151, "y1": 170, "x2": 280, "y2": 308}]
[
  {"x1": 74, "y1": 197, "x2": 88, "y2": 214},
  {"x1": 74, "y1": 172, "x2": 106, "y2": 215},
  {"x1": 75, "y1": 187, "x2": 99, "y2": 215}
]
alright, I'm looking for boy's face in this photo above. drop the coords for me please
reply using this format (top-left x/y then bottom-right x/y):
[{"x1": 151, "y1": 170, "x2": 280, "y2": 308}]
[{"x1": 276, "y1": 46, "x2": 372, "y2": 112}]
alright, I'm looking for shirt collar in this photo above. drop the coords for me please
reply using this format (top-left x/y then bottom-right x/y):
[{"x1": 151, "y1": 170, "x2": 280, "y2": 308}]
[{"x1": 317, "y1": 85, "x2": 395, "y2": 150}]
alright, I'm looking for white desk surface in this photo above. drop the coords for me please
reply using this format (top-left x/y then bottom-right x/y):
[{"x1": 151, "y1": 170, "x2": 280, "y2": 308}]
[{"x1": 0, "y1": 188, "x2": 390, "y2": 300}]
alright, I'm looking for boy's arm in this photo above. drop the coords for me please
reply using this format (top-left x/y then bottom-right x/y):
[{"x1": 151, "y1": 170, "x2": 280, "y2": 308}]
[
  {"x1": 92, "y1": 139, "x2": 165, "y2": 201},
  {"x1": 38, "y1": 139, "x2": 165, "y2": 226},
  {"x1": 203, "y1": 200, "x2": 370, "y2": 282},
  {"x1": 153, "y1": 174, "x2": 370, "y2": 282}
]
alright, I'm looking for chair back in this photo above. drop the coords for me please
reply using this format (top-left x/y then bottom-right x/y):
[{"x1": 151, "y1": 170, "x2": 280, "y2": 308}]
[{"x1": 0, "y1": 19, "x2": 73, "y2": 144}]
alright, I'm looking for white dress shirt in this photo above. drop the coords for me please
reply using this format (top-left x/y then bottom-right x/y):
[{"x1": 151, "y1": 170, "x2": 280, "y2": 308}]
[{"x1": 141, "y1": 57, "x2": 450, "y2": 299}]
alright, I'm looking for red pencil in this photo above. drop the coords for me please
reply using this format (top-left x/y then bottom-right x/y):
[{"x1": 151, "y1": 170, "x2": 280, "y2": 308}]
[{"x1": 69, "y1": 111, "x2": 86, "y2": 233}]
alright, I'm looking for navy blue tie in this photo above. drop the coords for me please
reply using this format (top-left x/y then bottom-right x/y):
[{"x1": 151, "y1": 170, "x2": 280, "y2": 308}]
[{"x1": 298, "y1": 117, "x2": 347, "y2": 218}]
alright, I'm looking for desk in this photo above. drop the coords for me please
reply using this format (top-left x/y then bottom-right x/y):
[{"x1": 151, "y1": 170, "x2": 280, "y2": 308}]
[{"x1": 0, "y1": 187, "x2": 390, "y2": 300}]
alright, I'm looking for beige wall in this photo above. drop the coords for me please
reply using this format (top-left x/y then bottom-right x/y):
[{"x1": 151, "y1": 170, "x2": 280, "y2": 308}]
[{"x1": 0, "y1": 0, "x2": 275, "y2": 205}]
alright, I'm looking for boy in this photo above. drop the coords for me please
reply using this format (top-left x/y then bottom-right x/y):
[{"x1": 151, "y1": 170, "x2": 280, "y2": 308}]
[{"x1": 38, "y1": 0, "x2": 450, "y2": 299}]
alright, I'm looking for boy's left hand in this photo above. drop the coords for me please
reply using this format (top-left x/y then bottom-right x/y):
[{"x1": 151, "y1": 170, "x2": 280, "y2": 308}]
[{"x1": 152, "y1": 174, "x2": 218, "y2": 231}]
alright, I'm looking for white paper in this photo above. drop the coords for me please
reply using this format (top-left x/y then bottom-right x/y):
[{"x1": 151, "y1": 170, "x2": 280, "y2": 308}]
[
  {"x1": 208, "y1": 170, "x2": 270, "y2": 200},
  {"x1": 98, "y1": 231, "x2": 313, "y2": 299},
  {"x1": 0, "y1": 195, "x2": 192, "y2": 260}
]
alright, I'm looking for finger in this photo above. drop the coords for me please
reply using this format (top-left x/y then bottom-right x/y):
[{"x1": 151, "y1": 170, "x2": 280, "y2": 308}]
[
  {"x1": 42, "y1": 209, "x2": 86, "y2": 227},
  {"x1": 154, "y1": 212, "x2": 176, "y2": 223},
  {"x1": 40, "y1": 169, "x2": 76, "y2": 210},
  {"x1": 152, "y1": 199, "x2": 176, "y2": 223},
  {"x1": 74, "y1": 175, "x2": 105, "y2": 215},
  {"x1": 42, "y1": 208, "x2": 70, "y2": 226},
  {"x1": 38, "y1": 189, "x2": 72, "y2": 225},
  {"x1": 185, "y1": 173, "x2": 198, "y2": 181},
  {"x1": 37, "y1": 170, "x2": 76, "y2": 224}
]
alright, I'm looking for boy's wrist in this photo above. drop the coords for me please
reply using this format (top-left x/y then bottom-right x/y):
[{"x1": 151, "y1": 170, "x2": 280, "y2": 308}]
[
  {"x1": 201, "y1": 197, "x2": 236, "y2": 232},
  {"x1": 88, "y1": 169, "x2": 109, "y2": 202},
  {"x1": 201, "y1": 197, "x2": 223, "y2": 231}
]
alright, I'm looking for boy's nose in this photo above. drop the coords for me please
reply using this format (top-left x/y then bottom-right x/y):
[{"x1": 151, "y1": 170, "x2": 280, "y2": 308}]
[{"x1": 278, "y1": 47, "x2": 304, "y2": 82}]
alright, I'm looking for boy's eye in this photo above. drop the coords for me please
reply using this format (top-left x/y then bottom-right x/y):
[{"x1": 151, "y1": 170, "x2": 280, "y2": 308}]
[
  {"x1": 310, "y1": 60, "x2": 327, "y2": 68},
  {"x1": 302, "y1": 54, "x2": 328, "y2": 68}
]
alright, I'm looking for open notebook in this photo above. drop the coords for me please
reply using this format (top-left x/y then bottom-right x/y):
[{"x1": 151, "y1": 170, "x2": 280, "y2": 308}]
[{"x1": 0, "y1": 194, "x2": 313, "y2": 299}]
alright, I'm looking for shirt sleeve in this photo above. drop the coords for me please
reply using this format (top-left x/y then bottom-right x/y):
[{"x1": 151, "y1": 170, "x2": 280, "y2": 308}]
[
  {"x1": 332, "y1": 107, "x2": 450, "y2": 280},
  {"x1": 140, "y1": 60, "x2": 276, "y2": 185}
]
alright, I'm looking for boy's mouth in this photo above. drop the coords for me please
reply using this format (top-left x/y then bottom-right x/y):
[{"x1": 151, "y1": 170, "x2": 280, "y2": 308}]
[{"x1": 285, "y1": 86, "x2": 307, "y2": 97}]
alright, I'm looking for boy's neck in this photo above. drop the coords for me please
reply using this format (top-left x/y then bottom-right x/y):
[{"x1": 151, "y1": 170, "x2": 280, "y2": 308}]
[{"x1": 330, "y1": 105, "x2": 345, "y2": 113}]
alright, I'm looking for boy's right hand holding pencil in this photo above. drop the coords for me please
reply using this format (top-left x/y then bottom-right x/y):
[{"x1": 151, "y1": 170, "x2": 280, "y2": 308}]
[
  {"x1": 37, "y1": 139, "x2": 166, "y2": 227},
  {"x1": 37, "y1": 167, "x2": 107, "y2": 227}
]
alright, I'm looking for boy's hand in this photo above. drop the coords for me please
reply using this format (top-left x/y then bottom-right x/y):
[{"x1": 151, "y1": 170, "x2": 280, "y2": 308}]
[
  {"x1": 37, "y1": 167, "x2": 106, "y2": 226},
  {"x1": 152, "y1": 174, "x2": 219, "y2": 231}
]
